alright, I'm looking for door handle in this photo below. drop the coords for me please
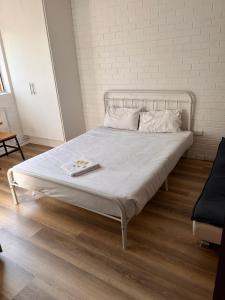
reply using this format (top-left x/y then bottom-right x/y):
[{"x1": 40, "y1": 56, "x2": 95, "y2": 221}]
[
  {"x1": 29, "y1": 83, "x2": 33, "y2": 95},
  {"x1": 31, "y1": 83, "x2": 36, "y2": 95},
  {"x1": 29, "y1": 83, "x2": 36, "y2": 95}
]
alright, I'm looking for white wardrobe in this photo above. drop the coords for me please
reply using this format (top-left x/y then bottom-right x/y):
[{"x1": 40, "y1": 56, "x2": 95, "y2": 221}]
[{"x1": 0, "y1": 0, "x2": 85, "y2": 145}]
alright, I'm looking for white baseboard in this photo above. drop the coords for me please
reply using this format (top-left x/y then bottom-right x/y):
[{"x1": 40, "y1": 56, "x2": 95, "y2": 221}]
[
  {"x1": 26, "y1": 136, "x2": 64, "y2": 147},
  {"x1": 19, "y1": 135, "x2": 29, "y2": 146}
]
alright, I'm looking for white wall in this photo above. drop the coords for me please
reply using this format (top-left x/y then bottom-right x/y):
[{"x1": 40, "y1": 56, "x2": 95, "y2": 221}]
[
  {"x1": 43, "y1": 0, "x2": 85, "y2": 140},
  {"x1": 71, "y1": 0, "x2": 225, "y2": 160},
  {"x1": 0, "y1": 34, "x2": 23, "y2": 140},
  {"x1": 0, "y1": 94, "x2": 22, "y2": 137},
  {"x1": 0, "y1": 0, "x2": 65, "y2": 143}
]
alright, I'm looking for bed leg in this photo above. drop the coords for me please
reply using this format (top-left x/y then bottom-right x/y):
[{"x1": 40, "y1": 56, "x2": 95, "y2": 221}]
[
  {"x1": 164, "y1": 178, "x2": 169, "y2": 192},
  {"x1": 183, "y1": 150, "x2": 189, "y2": 158},
  {"x1": 200, "y1": 240, "x2": 210, "y2": 249},
  {"x1": 7, "y1": 169, "x2": 19, "y2": 205},
  {"x1": 121, "y1": 219, "x2": 127, "y2": 250},
  {"x1": 10, "y1": 184, "x2": 19, "y2": 205}
]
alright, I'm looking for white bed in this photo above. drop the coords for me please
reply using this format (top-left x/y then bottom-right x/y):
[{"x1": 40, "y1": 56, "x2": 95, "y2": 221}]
[{"x1": 8, "y1": 90, "x2": 194, "y2": 249}]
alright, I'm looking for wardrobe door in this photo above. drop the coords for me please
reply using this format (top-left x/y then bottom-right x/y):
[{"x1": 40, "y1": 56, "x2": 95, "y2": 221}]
[{"x1": 0, "y1": 0, "x2": 64, "y2": 141}]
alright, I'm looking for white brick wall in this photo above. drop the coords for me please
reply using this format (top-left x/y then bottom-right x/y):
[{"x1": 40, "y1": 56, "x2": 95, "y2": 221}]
[{"x1": 71, "y1": 0, "x2": 225, "y2": 160}]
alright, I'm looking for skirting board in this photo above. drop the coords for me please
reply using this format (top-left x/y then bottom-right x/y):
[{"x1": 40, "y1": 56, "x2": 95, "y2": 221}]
[{"x1": 26, "y1": 136, "x2": 64, "y2": 147}]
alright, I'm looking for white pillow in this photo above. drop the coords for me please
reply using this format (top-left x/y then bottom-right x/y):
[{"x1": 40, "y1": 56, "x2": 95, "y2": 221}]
[
  {"x1": 104, "y1": 107, "x2": 140, "y2": 130},
  {"x1": 139, "y1": 110, "x2": 182, "y2": 133}
]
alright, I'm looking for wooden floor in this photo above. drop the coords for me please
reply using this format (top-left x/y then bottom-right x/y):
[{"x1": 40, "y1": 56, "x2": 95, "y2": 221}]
[{"x1": 0, "y1": 144, "x2": 218, "y2": 300}]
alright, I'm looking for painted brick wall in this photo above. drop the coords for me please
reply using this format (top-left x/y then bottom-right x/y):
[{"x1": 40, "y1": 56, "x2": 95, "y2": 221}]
[{"x1": 71, "y1": 0, "x2": 225, "y2": 160}]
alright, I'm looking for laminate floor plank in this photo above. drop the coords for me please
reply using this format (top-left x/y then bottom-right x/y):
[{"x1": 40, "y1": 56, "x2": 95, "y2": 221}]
[
  {"x1": 31, "y1": 227, "x2": 213, "y2": 300},
  {"x1": 0, "y1": 229, "x2": 131, "y2": 300},
  {"x1": 0, "y1": 255, "x2": 33, "y2": 299},
  {"x1": 0, "y1": 144, "x2": 218, "y2": 299}
]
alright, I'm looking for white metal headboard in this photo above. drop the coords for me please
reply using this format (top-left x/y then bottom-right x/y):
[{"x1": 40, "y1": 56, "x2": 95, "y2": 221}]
[{"x1": 104, "y1": 90, "x2": 194, "y2": 131}]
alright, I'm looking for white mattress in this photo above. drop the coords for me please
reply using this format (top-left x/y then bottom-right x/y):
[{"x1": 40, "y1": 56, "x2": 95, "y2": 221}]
[{"x1": 12, "y1": 127, "x2": 193, "y2": 219}]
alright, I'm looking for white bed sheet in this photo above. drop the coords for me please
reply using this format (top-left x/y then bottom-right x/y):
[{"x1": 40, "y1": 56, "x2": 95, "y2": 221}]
[{"x1": 12, "y1": 127, "x2": 193, "y2": 218}]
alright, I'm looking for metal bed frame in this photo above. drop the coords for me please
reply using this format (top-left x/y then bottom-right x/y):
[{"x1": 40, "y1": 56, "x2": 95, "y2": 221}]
[{"x1": 7, "y1": 89, "x2": 194, "y2": 250}]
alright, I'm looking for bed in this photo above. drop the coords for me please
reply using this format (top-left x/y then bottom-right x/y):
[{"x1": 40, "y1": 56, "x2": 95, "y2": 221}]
[{"x1": 8, "y1": 90, "x2": 194, "y2": 249}]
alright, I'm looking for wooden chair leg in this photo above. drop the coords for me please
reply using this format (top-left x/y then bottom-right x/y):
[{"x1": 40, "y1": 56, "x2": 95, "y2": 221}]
[{"x1": 15, "y1": 137, "x2": 25, "y2": 160}]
